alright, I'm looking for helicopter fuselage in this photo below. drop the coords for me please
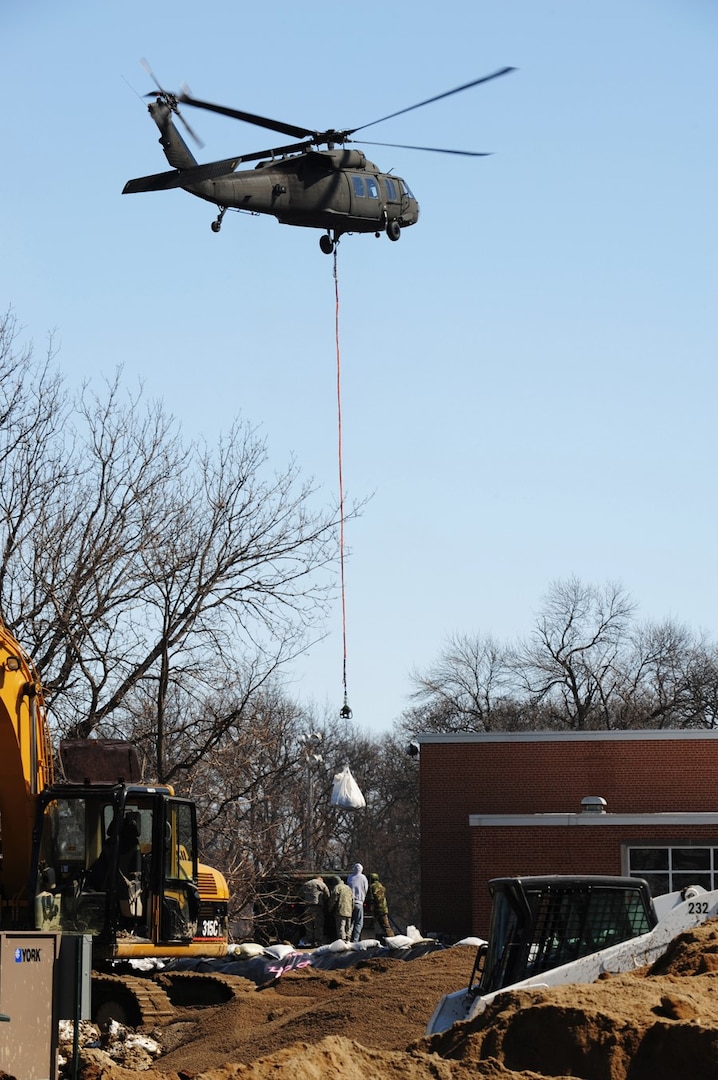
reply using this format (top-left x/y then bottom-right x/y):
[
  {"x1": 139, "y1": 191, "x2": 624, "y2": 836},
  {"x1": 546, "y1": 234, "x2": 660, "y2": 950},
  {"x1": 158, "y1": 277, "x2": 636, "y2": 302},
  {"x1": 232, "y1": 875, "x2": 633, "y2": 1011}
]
[
  {"x1": 133, "y1": 100, "x2": 419, "y2": 245},
  {"x1": 206, "y1": 152, "x2": 419, "y2": 234}
]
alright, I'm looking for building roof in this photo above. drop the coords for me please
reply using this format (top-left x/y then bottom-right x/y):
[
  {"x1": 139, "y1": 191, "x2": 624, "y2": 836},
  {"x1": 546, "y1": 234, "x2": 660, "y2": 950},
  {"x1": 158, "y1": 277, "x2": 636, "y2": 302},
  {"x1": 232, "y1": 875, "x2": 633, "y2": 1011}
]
[{"x1": 418, "y1": 729, "x2": 718, "y2": 744}]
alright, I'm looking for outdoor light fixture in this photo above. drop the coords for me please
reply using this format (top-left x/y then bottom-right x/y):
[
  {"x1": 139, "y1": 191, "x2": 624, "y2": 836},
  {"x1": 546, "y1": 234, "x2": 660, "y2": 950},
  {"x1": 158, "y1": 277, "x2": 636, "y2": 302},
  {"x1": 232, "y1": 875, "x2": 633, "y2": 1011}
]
[{"x1": 300, "y1": 731, "x2": 325, "y2": 865}]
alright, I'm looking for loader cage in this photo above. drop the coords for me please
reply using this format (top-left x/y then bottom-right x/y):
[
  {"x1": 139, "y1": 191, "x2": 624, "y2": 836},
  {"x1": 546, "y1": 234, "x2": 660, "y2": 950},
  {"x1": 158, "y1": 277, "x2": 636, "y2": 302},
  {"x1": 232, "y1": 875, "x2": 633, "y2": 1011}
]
[{"x1": 477, "y1": 875, "x2": 657, "y2": 995}]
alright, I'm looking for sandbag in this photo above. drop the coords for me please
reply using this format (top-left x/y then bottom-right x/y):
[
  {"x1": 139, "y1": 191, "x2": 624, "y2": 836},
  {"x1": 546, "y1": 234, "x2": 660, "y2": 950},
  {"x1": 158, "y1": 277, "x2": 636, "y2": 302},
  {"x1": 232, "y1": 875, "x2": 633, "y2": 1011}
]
[{"x1": 330, "y1": 765, "x2": 366, "y2": 810}]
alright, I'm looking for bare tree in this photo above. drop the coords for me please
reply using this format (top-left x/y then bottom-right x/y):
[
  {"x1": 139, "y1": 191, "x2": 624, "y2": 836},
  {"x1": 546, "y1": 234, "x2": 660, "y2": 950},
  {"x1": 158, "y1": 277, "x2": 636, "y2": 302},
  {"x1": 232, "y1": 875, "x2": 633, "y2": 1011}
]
[
  {"x1": 514, "y1": 577, "x2": 636, "y2": 730},
  {"x1": 622, "y1": 623, "x2": 718, "y2": 730},
  {"x1": 683, "y1": 639, "x2": 718, "y2": 729},
  {"x1": 179, "y1": 682, "x2": 313, "y2": 923},
  {"x1": 0, "y1": 310, "x2": 69, "y2": 609},
  {"x1": 0, "y1": 321, "x2": 341, "y2": 784},
  {"x1": 407, "y1": 632, "x2": 514, "y2": 732},
  {"x1": 2, "y1": 315, "x2": 405, "y2": 934}
]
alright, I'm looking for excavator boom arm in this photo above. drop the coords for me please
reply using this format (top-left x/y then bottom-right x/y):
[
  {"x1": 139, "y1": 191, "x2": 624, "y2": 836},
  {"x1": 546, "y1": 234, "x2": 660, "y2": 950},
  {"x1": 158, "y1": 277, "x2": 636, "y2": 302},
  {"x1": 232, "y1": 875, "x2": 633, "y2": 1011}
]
[{"x1": 0, "y1": 620, "x2": 54, "y2": 911}]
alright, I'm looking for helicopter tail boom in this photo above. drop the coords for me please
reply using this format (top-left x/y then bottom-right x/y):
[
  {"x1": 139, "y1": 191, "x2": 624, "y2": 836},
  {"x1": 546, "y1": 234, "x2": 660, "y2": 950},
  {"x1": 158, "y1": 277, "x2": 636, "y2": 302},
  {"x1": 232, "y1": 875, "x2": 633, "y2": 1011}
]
[
  {"x1": 123, "y1": 157, "x2": 241, "y2": 195},
  {"x1": 149, "y1": 100, "x2": 201, "y2": 172}
]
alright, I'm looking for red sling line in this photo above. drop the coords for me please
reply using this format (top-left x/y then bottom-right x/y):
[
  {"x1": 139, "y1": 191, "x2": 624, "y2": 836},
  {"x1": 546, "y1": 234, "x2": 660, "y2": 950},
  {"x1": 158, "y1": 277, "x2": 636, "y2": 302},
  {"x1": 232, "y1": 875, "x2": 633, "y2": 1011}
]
[{"x1": 333, "y1": 248, "x2": 351, "y2": 719}]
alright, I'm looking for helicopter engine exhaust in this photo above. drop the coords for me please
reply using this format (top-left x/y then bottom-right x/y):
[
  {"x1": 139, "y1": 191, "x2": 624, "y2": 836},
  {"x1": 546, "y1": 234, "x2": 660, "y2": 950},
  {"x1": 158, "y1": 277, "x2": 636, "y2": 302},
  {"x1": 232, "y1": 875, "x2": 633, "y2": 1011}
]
[{"x1": 322, "y1": 149, "x2": 367, "y2": 170}]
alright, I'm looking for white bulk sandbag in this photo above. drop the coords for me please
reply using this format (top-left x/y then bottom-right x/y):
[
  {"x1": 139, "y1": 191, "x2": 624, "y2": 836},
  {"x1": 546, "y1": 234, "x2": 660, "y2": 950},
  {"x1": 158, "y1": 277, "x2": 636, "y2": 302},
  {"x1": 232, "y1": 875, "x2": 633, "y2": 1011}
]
[{"x1": 330, "y1": 765, "x2": 366, "y2": 809}]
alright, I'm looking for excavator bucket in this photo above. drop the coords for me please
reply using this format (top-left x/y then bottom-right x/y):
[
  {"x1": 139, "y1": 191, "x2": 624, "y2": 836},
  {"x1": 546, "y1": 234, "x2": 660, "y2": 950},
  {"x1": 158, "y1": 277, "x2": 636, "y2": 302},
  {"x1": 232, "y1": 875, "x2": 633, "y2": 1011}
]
[{"x1": 59, "y1": 739, "x2": 142, "y2": 785}]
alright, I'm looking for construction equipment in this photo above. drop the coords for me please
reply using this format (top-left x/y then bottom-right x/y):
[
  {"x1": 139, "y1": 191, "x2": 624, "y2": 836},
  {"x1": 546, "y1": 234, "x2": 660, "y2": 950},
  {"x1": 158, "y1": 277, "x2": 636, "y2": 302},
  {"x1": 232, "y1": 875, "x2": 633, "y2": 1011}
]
[
  {"x1": 0, "y1": 619, "x2": 230, "y2": 1025},
  {"x1": 427, "y1": 874, "x2": 718, "y2": 1035}
]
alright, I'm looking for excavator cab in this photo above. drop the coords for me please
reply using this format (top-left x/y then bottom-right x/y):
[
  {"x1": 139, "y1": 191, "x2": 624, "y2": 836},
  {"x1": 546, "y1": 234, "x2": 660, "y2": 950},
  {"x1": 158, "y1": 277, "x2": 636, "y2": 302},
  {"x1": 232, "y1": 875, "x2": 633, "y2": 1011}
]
[{"x1": 31, "y1": 786, "x2": 204, "y2": 955}]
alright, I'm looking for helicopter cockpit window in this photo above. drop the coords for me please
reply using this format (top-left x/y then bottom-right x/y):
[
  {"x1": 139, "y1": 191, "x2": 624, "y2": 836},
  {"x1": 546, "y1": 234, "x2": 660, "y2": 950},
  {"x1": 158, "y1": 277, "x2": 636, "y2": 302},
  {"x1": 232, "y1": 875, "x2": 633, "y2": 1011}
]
[
  {"x1": 385, "y1": 179, "x2": 398, "y2": 201},
  {"x1": 400, "y1": 179, "x2": 415, "y2": 198},
  {"x1": 366, "y1": 177, "x2": 379, "y2": 199},
  {"x1": 351, "y1": 176, "x2": 365, "y2": 197}
]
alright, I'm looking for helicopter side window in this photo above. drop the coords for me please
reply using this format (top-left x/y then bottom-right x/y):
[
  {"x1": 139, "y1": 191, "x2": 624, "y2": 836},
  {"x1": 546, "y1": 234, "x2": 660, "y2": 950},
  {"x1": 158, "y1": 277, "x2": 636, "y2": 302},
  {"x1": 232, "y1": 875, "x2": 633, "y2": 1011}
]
[
  {"x1": 351, "y1": 176, "x2": 365, "y2": 197},
  {"x1": 366, "y1": 177, "x2": 379, "y2": 199},
  {"x1": 385, "y1": 178, "x2": 398, "y2": 201}
]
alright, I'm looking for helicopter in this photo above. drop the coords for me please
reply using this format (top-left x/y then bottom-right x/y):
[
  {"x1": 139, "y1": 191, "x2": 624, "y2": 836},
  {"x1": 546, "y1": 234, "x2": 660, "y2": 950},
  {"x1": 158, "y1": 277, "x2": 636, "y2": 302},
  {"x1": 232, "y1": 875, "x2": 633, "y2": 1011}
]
[{"x1": 123, "y1": 63, "x2": 514, "y2": 254}]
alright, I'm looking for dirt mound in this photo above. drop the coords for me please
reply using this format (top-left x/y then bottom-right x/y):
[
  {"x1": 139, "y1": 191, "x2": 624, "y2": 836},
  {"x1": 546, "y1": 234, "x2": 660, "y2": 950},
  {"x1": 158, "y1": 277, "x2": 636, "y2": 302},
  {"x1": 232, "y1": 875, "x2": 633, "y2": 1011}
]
[
  {"x1": 75, "y1": 922, "x2": 718, "y2": 1080},
  {"x1": 76, "y1": 1037, "x2": 552, "y2": 1080},
  {"x1": 155, "y1": 947, "x2": 475, "y2": 1071},
  {"x1": 420, "y1": 973, "x2": 718, "y2": 1080},
  {"x1": 648, "y1": 918, "x2": 718, "y2": 976}
]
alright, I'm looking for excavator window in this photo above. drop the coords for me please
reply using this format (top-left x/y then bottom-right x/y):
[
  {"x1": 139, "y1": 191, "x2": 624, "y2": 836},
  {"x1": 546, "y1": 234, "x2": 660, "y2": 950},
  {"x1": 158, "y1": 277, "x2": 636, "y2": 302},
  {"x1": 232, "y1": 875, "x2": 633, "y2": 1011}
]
[
  {"x1": 160, "y1": 800, "x2": 199, "y2": 941},
  {"x1": 116, "y1": 812, "x2": 143, "y2": 923},
  {"x1": 36, "y1": 797, "x2": 110, "y2": 935},
  {"x1": 34, "y1": 796, "x2": 153, "y2": 936},
  {"x1": 44, "y1": 798, "x2": 87, "y2": 884}
]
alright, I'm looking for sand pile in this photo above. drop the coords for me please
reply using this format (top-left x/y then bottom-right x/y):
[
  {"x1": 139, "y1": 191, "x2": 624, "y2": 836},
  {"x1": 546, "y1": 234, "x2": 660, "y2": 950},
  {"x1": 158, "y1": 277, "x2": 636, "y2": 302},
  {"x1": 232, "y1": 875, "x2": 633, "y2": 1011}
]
[{"x1": 72, "y1": 920, "x2": 718, "y2": 1080}]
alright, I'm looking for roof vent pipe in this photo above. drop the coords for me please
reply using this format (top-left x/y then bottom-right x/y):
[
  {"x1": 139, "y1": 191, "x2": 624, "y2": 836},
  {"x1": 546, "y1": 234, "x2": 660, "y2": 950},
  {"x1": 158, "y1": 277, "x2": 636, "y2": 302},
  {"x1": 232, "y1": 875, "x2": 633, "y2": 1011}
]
[{"x1": 581, "y1": 796, "x2": 607, "y2": 814}]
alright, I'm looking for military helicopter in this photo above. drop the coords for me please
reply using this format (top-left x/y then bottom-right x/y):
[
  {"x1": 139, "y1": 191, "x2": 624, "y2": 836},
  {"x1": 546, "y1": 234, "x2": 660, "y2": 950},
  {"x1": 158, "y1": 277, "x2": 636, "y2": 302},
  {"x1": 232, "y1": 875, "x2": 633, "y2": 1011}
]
[{"x1": 123, "y1": 63, "x2": 514, "y2": 254}]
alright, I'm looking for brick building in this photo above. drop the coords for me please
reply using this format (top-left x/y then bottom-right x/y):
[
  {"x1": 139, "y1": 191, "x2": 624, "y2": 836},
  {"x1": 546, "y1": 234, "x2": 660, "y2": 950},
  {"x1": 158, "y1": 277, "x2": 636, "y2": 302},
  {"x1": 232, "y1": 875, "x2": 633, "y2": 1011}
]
[{"x1": 418, "y1": 730, "x2": 718, "y2": 940}]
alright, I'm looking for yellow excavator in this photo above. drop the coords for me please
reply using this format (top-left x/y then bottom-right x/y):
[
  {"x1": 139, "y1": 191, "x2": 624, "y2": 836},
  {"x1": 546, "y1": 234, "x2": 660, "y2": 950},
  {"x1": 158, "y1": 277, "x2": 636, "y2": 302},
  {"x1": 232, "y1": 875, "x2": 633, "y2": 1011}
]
[{"x1": 0, "y1": 619, "x2": 231, "y2": 1024}]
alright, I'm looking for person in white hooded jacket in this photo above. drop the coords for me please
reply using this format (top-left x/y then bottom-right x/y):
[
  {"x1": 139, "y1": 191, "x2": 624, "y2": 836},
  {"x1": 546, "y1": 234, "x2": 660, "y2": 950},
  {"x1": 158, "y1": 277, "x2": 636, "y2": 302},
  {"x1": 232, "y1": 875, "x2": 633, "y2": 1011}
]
[{"x1": 346, "y1": 862, "x2": 368, "y2": 942}]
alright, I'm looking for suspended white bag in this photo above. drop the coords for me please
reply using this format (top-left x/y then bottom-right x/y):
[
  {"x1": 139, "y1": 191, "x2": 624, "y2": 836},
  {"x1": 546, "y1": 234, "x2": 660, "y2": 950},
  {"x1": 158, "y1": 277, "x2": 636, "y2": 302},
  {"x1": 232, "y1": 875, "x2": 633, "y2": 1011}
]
[{"x1": 330, "y1": 765, "x2": 366, "y2": 810}]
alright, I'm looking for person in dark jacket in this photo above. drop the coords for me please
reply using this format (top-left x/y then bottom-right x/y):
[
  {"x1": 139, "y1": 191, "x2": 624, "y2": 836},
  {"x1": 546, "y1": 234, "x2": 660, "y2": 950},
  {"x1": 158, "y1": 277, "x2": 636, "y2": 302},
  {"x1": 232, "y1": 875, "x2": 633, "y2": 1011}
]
[{"x1": 369, "y1": 872, "x2": 392, "y2": 939}]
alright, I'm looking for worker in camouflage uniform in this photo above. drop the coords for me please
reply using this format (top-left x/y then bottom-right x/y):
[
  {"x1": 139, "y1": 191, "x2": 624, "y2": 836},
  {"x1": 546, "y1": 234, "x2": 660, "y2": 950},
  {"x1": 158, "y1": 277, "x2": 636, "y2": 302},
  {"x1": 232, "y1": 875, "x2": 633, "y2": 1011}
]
[
  {"x1": 326, "y1": 876, "x2": 354, "y2": 942},
  {"x1": 369, "y1": 872, "x2": 392, "y2": 940},
  {"x1": 300, "y1": 875, "x2": 329, "y2": 947}
]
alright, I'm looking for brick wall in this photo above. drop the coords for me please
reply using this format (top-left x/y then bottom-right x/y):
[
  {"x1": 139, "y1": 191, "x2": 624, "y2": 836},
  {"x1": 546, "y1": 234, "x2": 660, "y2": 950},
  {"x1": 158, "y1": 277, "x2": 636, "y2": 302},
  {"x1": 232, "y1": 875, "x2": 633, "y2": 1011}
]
[
  {"x1": 469, "y1": 822, "x2": 718, "y2": 934},
  {"x1": 419, "y1": 733, "x2": 718, "y2": 939}
]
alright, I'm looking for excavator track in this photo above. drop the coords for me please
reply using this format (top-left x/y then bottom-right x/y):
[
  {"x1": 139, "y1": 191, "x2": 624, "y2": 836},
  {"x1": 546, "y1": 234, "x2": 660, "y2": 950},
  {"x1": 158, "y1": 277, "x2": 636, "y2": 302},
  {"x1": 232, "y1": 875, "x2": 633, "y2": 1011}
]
[
  {"x1": 92, "y1": 972, "x2": 176, "y2": 1028},
  {"x1": 92, "y1": 970, "x2": 248, "y2": 1028},
  {"x1": 154, "y1": 970, "x2": 249, "y2": 1007}
]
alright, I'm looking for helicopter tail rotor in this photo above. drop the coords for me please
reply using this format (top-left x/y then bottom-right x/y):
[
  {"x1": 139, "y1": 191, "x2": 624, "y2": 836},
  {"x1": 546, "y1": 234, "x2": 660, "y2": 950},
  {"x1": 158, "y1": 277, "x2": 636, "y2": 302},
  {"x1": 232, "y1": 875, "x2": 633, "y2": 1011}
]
[{"x1": 140, "y1": 59, "x2": 205, "y2": 149}]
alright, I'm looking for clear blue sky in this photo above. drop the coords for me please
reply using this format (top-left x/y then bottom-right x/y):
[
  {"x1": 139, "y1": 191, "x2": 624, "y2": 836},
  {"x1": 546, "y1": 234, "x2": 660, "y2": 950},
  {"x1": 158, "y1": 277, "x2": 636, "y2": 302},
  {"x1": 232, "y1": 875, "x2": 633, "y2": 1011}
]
[{"x1": 2, "y1": 1, "x2": 716, "y2": 733}]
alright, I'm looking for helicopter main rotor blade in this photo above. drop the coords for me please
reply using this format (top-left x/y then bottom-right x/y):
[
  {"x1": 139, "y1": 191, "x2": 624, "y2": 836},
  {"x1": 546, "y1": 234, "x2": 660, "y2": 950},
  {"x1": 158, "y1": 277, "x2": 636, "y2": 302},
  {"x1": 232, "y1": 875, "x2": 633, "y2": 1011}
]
[
  {"x1": 351, "y1": 66, "x2": 516, "y2": 135},
  {"x1": 354, "y1": 139, "x2": 492, "y2": 157},
  {"x1": 173, "y1": 65, "x2": 514, "y2": 151},
  {"x1": 140, "y1": 57, "x2": 163, "y2": 94},
  {"x1": 179, "y1": 93, "x2": 314, "y2": 141}
]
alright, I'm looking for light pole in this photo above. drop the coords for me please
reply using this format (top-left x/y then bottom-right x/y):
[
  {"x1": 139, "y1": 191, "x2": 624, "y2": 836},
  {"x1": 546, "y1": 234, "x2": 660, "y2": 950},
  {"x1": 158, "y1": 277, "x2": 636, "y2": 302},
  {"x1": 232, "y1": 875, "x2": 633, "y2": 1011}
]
[{"x1": 299, "y1": 732, "x2": 323, "y2": 866}]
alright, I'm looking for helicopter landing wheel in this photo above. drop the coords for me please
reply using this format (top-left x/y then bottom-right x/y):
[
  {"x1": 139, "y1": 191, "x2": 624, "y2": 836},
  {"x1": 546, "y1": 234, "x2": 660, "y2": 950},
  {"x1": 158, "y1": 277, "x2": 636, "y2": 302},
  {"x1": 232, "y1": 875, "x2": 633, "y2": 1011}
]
[
  {"x1": 386, "y1": 220, "x2": 401, "y2": 242},
  {"x1": 211, "y1": 207, "x2": 227, "y2": 234},
  {"x1": 319, "y1": 234, "x2": 334, "y2": 255}
]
